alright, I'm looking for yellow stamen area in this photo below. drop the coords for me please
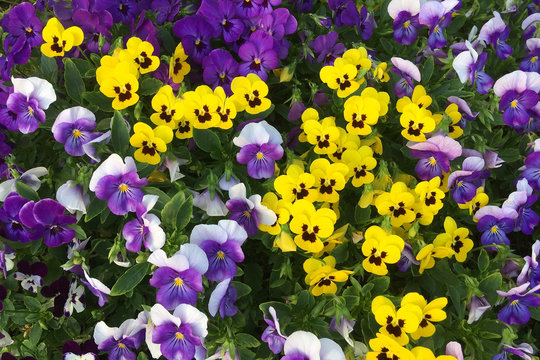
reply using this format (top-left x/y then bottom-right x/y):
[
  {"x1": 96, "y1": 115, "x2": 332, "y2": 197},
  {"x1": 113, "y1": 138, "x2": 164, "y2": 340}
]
[
  {"x1": 72, "y1": 129, "x2": 82, "y2": 138},
  {"x1": 510, "y1": 300, "x2": 519, "y2": 305},
  {"x1": 216, "y1": 251, "x2": 225, "y2": 259},
  {"x1": 174, "y1": 277, "x2": 183, "y2": 286},
  {"x1": 220, "y1": 73, "x2": 226, "y2": 79},
  {"x1": 175, "y1": 332, "x2": 184, "y2": 339},
  {"x1": 490, "y1": 226, "x2": 498, "y2": 233},
  {"x1": 195, "y1": 40, "x2": 201, "y2": 45},
  {"x1": 256, "y1": 152, "x2": 264, "y2": 159},
  {"x1": 243, "y1": 211, "x2": 251, "y2": 218},
  {"x1": 429, "y1": 157, "x2": 437, "y2": 165},
  {"x1": 118, "y1": 343, "x2": 126, "y2": 349},
  {"x1": 27, "y1": 106, "x2": 34, "y2": 115},
  {"x1": 511, "y1": 100, "x2": 518, "y2": 108},
  {"x1": 254, "y1": 59, "x2": 261, "y2": 65},
  {"x1": 404, "y1": 20, "x2": 410, "y2": 28},
  {"x1": 118, "y1": 184, "x2": 129, "y2": 192},
  {"x1": 532, "y1": 56, "x2": 538, "y2": 63},
  {"x1": 457, "y1": 181, "x2": 463, "y2": 187},
  {"x1": 433, "y1": 25, "x2": 439, "y2": 32}
]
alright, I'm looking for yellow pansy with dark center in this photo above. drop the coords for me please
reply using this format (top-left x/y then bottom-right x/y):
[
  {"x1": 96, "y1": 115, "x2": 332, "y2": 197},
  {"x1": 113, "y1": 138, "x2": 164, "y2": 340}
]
[
  {"x1": 129, "y1": 122, "x2": 173, "y2": 165},
  {"x1": 230, "y1": 73, "x2": 272, "y2": 114},
  {"x1": 290, "y1": 200, "x2": 337, "y2": 253},
  {"x1": 41, "y1": 17, "x2": 84, "y2": 57},
  {"x1": 371, "y1": 295, "x2": 423, "y2": 346},
  {"x1": 120, "y1": 37, "x2": 160, "y2": 74},
  {"x1": 320, "y1": 57, "x2": 360, "y2": 98},
  {"x1": 114, "y1": 83, "x2": 133, "y2": 102},
  {"x1": 183, "y1": 85, "x2": 220, "y2": 129},
  {"x1": 50, "y1": 36, "x2": 67, "y2": 54}
]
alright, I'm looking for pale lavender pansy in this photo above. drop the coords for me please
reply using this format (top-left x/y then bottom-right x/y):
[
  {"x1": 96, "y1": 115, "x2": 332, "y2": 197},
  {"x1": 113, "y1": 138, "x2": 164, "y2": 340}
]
[
  {"x1": 502, "y1": 179, "x2": 539, "y2": 235},
  {"x1": 0, "y1": 166, "x2": 48, "y2": 201},
  {"x1": 479, "y1": 11, "x2": 512, "y2": 59},
  {"x1": 452, "y1": 40, "x2": 493, "y2": 94},
  {"x1": 190, "y1": 219, "x2": 246, "y2": 282},
  {"x1": 122, "y1": 195, "x2": 165, "y2": 253},
  {"x1": 500, "y1": 343, "x2": 535, "y2": 360},
  {"x1": 517, "y1": 240, "x2": 540, "y2": 287},
  {"x1": 448, "y1": 156, "x2": 489, "y2": 204},
  {"x1": 446, "y1": 342, "x2": 464, "y2": 360},
  {"x1": 93, "y1": 318, "x2": 146, "y2": 360},
  {"x1": 89, "y1": 154, "x2": 148, "y2": 216},
  {"x1": 148, "y1": 245, "x2": 208, "y2": 309},
  {"x1": 396, "y1": 242, "x2": 420, "y2": 272},
  {"x1": 461, "y1": 149, "x2": 504, "y2": 169},
  {"x1": 408, "y1": 135, "x2": 462, "y2": 180},
  {"x1": 56, "y1": 180, "x2": 90, "y2": 217},
  {"x1": 193, "y1": 189, "x2": 228, "y2": 217},
  {"x1": 262, "y1": 306, "x2": 287, "y2": 354},
  {"x1": 418, "y1": 0, "x2": 458, "y2": 49},
  {"x1": 281, "y1": 331, "x2": 346, "y2": 360},
  {"x1": 522, "y1": 13, "x2": 540, "y2": 40},
  {"x1": 225, "y1": 183, "x2": 277, "y2": 237},
  {"x1": 233, "y1": 120, "x2": 284, "y2": 180},
  {"x1": 520, "y1": 38, "x2": 540, "y2": 72},
  {"x1": 81, "y1": 268, "x2": 111, "y2": 307},
  {"x1": 466, "y1": 295, "x2": 491, "y2": 324},
  {"x1": 149, "y1": 303, "x2": 208, "y2": 360},
  {"x1": 387, "y1": 0, "x2": 420, "y2": 45},
  {"x1": 390, "y1": 57, "x2": 421, "y2": 98},
  {"x1": 218, "y1": 173, "x2": 240, "y2": 191},
  {"x1": 329, "y1": 316, "x2": 356, "y2": 347},
  {"x1": 208, "y1": 277, "x2": 238, "y2": 317}
]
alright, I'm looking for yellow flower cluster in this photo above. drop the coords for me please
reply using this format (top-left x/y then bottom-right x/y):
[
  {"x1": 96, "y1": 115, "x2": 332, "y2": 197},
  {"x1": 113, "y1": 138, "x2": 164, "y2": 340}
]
[
  {"x1": 368, "y1": 293, "x2": 451, "y2": 358},
  {"x1": 303, "y1": 256, "x2": 353, "y2": 296}
]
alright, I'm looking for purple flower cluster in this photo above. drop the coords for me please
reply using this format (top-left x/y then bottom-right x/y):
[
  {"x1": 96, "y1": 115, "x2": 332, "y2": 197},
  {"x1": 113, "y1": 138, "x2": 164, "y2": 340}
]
[
  {"x1": 448, "y1": 157, "x2": 490, "y2": 204},
  {"x1": 479, "y1": 11, "x2": 513, "y2": 59},
  {"x1": 328, "y1": 0, "x2": 374, "y2": 40}
]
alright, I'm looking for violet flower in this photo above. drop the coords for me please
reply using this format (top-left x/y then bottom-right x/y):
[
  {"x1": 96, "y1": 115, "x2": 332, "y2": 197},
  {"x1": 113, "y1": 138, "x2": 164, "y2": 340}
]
[
  {"x1": 13, "y1": 260, "x2": 47, "y2": 293},
  {"x1": 94, "y1": 0, "x2": 139, "y2": 24},
  {"x1": 517, "y1": 240, "x2": 540, "y2": 288},
  {"x1": 151, "y1": 0, "x2": 182, "y2": 24},
  {"x1": 494, "y1": 71, "x2": 540, "y2": 128},
  {"x1": 497, "y1": 282, "x2": 540, "y2": 325},
  {"x1": 446, "y1": 342, "x2": 464, "y2": 360},
  {"x1": 281, "y1": 331, "x2": 346, "y2": 360},
  {"x1": 225, "y1": 183, "x2": 277, "y2": 236},
  {"x1": 122, "y1": 195, "x2": 165, "y2": 253},
  {"x1": 198, "y1": 0, "x2": 244, "y2": 43},
  {"x1": 233, "y1": 120, "x2": 284, "y2": 179},
  {"x1": 474, "y1": 205, "x2": 518, "y2": 249},
  {"x1": 193, "y1": 189, "x2": 228, "y2": 217},
  {"x1": 173, "y1": 15, "x2": 217, "y2": 64},
  {"x1": 329, "y1": 316, "x2": 356, "y2": 347},
  {"x1": 0, "y1": 192, "x2": 32, "y2": 242},
  {"x1": 448, "y1": 157, "x2": 490, "y2": 204},
  {"x1": 309, "y1": 31, "x2": 345, "y2": 66},
  {"x1": 391, "y1": 57, "x2": 421, "y2": 98},
  {"x1": 522, "y1": 13, "x2": 540, "y2": 40},
  {"x1": 72, "y1": 7, "x2": 113, "y2": 53},
  {"x1": 466, "y1": 295, "x2": 491, "y2": 324},
  {"x1": 202, "y1": 49, "x2": 239, "y2": 95},
  {"x1": 189, "y1": 219, "x2": 247, "y2": 282},
  {"x1": 396, "y1": 242, "x2": 420, "y2": 271},
  {"x1": 357, "y1": 6, "x2": 375, "y2": 40},
  {"x1": 0, "y1": 167, "x2": 48, "y2": 202},
  {"x1": 56, "y1": 180, "x2": 90, "y2": 217},
  {"x1": 148, "y1": 245, "x2": 208, "y2": 309},
  {"x1": 1, "y1": 354, "x2": 36, "y2": 360},
  {"x1": 42, "y1": 276, "x2": 85, "y2": 317},
  {"x1": 149, "y1": 303, "x2": 208, "y2": 360},
  {"x1": 461, "y1": 149, "x2": 504, "y2": 169},
  {"x1": 234, "y1": 0, "x2": 262, "y2": 18},
  {"x1": 419, "y1": 0, "x2": 458, "y2": 49},
  {"x1": 522, "y1": 150, "x2": 540, "y2": 191},
  {"x1": 89, "y1": 154, "x2": 148, "y2": 216},
  {"x1": 0, "y1": 77, "x2": 56, "y2": 134},
  {"x1": 329, "y1": 0, "x2": 360, "y2": 28},
  {"x1": 528, "y1": 0, "x2": 540, "y2": 14},
  {"x1": 218, "y1": 173, "x2": 240, "y2": 191},
  {"x1": 387, "y1": 0, "x2": 421, "y2": 45},
  {"x1": 208, "y1": 278, "x2": 238, "y2": 317},
  {"x1": 238, "y1": 30, "x2": 278, "y2": 81},
  {"x1": 256, "y1": 8, "x2": 297, "y2": 60},
  {"x1": 479, "y1": 11, "x2": 513, "y2": 59},
  {"x1": 131, "y1": 11, "x2": 160, "y2": 56},
  {"x1": 500, "y1": 343, "x2": 535, "y2": 360},
  {"x1": 452, "y1": 41, "x2": 493, "y2": 94},
  {"x1": 62, "y1": 340, "x2": 99, "y2": 360},
  {"x1": 408, "y1": 135, "x2": 462, "y2": 180},
  {"x1": 262, "y1": 306, "x2": 287, "y2": 354},
  {"x1": 81, "y1": 267, "x2": 111, "y2": 307},
  {"x1": 520, "y1": 38, "x2": 540, "y2": 73},
  {"x1": 502, "y1": 179, "x2": 539, "y2": 235},
  {"x1": 288, "y1": 102, "x2": 306, "y2": 122},
  {"x1": 93, "y1": 318, "x2": 146, "y2": 360}
]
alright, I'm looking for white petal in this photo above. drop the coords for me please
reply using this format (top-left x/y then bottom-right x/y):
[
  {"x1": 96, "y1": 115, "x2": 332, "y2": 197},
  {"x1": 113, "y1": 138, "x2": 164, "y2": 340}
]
[
  {"x1": 218, "y1": 219, "x2": 248, "y2": 246},
  {"x1": 56, "y1": 181, "x2": 89, "y2": 214},
  {"x1": 11, "y1": 77, "x2": 35, "y2": 99},
  {"x1": 26, "y1": 77, "x2": 56, "y2": 109},
  {"x1": 388, "y1": 0, "x2": 420, "y2": 19},
  {"x1": 522, "y1": 13, "x2": 540, "y2": 30},
  {"x1": 0, "y1": 179, "x2": 17, "y2": 202},
  {"x1": 145, "y1": 222, "x2": 166, "y2": 252},
  {"x1": 83, "y1": 269, "x2": 111, "y2": 294},
  {"x1": 284, "y1": 331, "x2": 321, "y2": 359},
  {"x1": 494, "y1": 71, "x2": 528, "y2": 97},
  {"x1": 228, "y1": 183, "x2": 247, "y2": 200},
  {"x1": 268, "y1": 306, "x2": 285, "y2": 337},
  {"x1": 179, "y1": 243, "x2": 209, "y2": 275},
  {"x1": 83, "y1": 131, "x2": 111, "y2": 162},
  {"x1": 142, "y1": 195, "x2": 159, "y2": 213},
  {"x1": 320, "y1": 338, "x2": 346, "y2": 360},
  {"x1": 452, "y1": 51, "x2": 474, "y2": 83},
  {"x1": 150, "y1": 303, "x2": 180, "y2": 327},
  {"x1": 391, "y1": 57, "x2": 421, "y2": 81},
  {"x1": 190, "y1": 224, "x2": 228, "y2": 245},
  {"x1": 259, "y1": 121, "x2": 283, "y2": 145},
  {"x1": 173, "y1": 304, "x2": 208, "y2": 338},
  {"x1": 208, "y1": 278, "x2": 231, "y2": 316},
  {"x1": 93, "y1": 321, "x2": 118, "y2": 346},
  {"x1": 233, "y1": 122, "x2": 270, "y2": 147},
  {"x1": 251, "y1": 195, "x2": 277, "y2": 225}
]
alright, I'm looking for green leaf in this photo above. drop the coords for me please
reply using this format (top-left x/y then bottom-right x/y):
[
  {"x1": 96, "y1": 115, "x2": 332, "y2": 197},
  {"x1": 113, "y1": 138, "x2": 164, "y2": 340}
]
[
  {"x1": 110, "y1": 262, "x2": 151, "y2": 296},
  {"x1": 16, "y1": 182, "x2": 40, "y2": 201},
  {"x1": 236, "y1": 333, "x2": 260, "y2": 348},
  {"x1": 193, "y1": 128, "x2": 222, "y2": 153},
  {"x1": 296, "y1": 290, "x2": 315, "y2": 311},
  {"x1": 369, "y1": 276, "x2": 390, "y2": 296},
  {"x1": 479, "y1": 273, "x2": 502, "y2": 304},
  {"x1": 478, "y1": 249, "x2": 489, "y2": 272},
  {"x1": 40, "y1": 54, "x2": 57, "y2": 82},
  {"x1": 137, "y1": 353, "x2": 149, "y2": 360},
  {"x1": 85, "y1": 198, "x2": 108, "y2": 222},
  {"x1": 232, "y1": 281, "x2": 252, "y2": 298},
  {"x1": 161, "y1": 191, "x2": 193, "y2": 230},
  {"x1": 139, "y1": 78, "x2": 163, "y2": 96},
  {"x1": 422, "y1": 56, "x2": 434, "y2": 84},
  {"x1": 448, "y1": 284, "x2": 465, "y2": 319},
  {"x1": 143, "y1": 187, "x2": 171, "y2": 210},
  {"x1": 24, "y1": 296, "x2": 41, "y2": 312},
  {"x1": 82, "y1": 91, "x2": 113, "y2": 112},
  {"x1": 29, "y1": 325, "x2": 42, "y2": 345},
  {"x1": 111, "y1": 110, "x2": 130, "y2": 156},
  {"x1": 64, "y1": 58, "x2": 86, "y2": 103}
]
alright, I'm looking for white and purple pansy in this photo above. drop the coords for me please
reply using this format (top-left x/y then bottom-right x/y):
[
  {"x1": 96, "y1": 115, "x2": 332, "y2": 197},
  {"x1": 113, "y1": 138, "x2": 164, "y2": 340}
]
[
  {"x1": 93, "y1": 318, "x2": 146, "y2": 360},
  {"x1": 281, "y1": 330, "x2": 346, "y2": 360},
  {"x1": 13, "y1": 260, "x2": 47, "y2": 293},
  {"x1": 208, "y1": 278, "x2": 238, "y2": 318},
  {"x1": 122, "y1": 195, "x2": 166, "y2": 253}
]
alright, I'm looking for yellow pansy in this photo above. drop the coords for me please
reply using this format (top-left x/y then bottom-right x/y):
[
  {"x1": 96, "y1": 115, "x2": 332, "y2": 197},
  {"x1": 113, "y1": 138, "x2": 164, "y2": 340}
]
[
  {"x1": 367, "y1": 334, "x2": 414, "y2": 360},
  {"x1": 303, "y1": 117, "x2": 340, "y2": 155},
  {"x1": 360, "y1": 135, "x2": 383, "y2": 155},
  {"x1": 273, "y1": 164, "x2": 317, "y2": 204},
  {"x1": 183, "y1": 85, "x2": 220, "y2": 129},
  {"x1": 151, "y1": 85, "x2": 183, "y2": 128},
  {"x1": 298, "y1": 107, "x2": 320, "y2": 143},
  {"x1": 273, "y1": 230, "x2": 296, "y2": 252},
  {"x1": 433, "y1": 217, "x2": 473, "y2": 262},
  {"x1": 314, "y1": 224, "x2": 349, "y2": 257},
  {"x1": 445, "y1": 104, "x2": 463, "y2": 139},
  {"x1": 342, "y1": 48, "x2": 372, "y2": 79},
  {"x1": 260, "y1": 192, "x2": 291, "y2": 235},
  {"x1": 130, "y1": 123, "x2": 173, "y2": 165},
  {"x1": 320, "y1": 57, "x2": 360, "y2": 98},
  {"x1": 396, "y1": 85, "x2": 433, "y2": 113},
  {"x1": 170, "y1": 43, "x2": 191, "y2": 83},
  {"x1": 414, "y1": 177, "x2": 445, "y2": 215},
  {"x1": 361, "y1": 87, "x2": 390, "y2": 116},
  {"x1": 401, "y1": 293, "x2": 447, "y2": 340},
  {"x1": 375, "y1": 182, "x2": 416, "y2": 227},
  {"x1": 373, "y1": 62, "x2": 390, "y2": 82},
  {"x1": 213, "y1": 86, "x2": 238, "y2": 130},
  {"x1": 175, "y1": 118, "x2": 193, "y2": 139},
  {"x1": 342, "y1": 147, "x2": 376, "y2": 188},
  {"x1": 303, "y1": 256, "x2": 353, "y2": 296},
  {"x1": 416, "y1": 244, "x2": 455, "y2": 274},
  {"x1": 411, "y1": 347, "x2": 457, "y2": 360},
  {"x1": 310, "y1": 158, "x2": 349, "y2": 203},
  {"x1": 230, "y1": 74, "x2": 271, "y2": 114},
  {"x1": 412, "y1": 201, "x2": 434, "y2": 226},
  {"x1": 458, "y1": 186, "x2": 489, "y2": 218},
  {"x1": 361, "y1": 226, "x2": 404, "y2": 275},
  {"x1": 120, "y1": 37, "x2": 160, "y2": 74},
  {"x1": 400, "y1": 103, "x2": 436, "y2": 142},
  {"x1": 328, "y1": 127, "x2": 360, "y2": 162},
  {"x1": 289, "y1": 200, "x2": 337, "y2": 253},
  {"x1": 343, "y1": 93, "x2": 381, "y2": 136},
  {"x1": 371, "y1": 295, "x2": 423, "y2": 346},
  {"x1": 100, "y1": 71, "x2": 139, "y2": 110},
  {"x1": 96, "y1": 49, "x2": 139, "y2": 85},
  {"x1": 41, "y1": 18, "x2": 84, "y2": 57}
]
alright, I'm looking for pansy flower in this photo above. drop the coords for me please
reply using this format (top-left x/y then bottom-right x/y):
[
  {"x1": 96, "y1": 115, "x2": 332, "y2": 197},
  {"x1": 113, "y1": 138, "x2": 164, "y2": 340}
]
[
  {"x1": 342, "y1": 147, "x2": 376, "y2": 188},
  {"x1": 387, "y1": 0, "x2": 420, "y2": 45},
  {"x1": 130, "y1": 122, "x2": 173, "y2": 165},
  {"x1": 474, "y1": 205, "x2": 517, "y2": 249},
  {"x1": 343, "y1": 93, "x2": 381, "y2": 136},
  {"x1": 2, "y1": 2, "x2": 43, "y2": 67},
  {"x1": 371, "y1": 295, "x2": 423, "y2": 345},
  {"x1": 230, "y1": 73, "x2": 272, "y2": 115},
  {"x1": 214, "y1": 86, "x2": 238, "y2": 129},
  {"x1": 416, "y1": 244, "x2": 454, "y2": 274},
  {"x1": 303, "y1": 256, "x2": 352, "y2": 296},
  {"x1": 448, "y1": 157, "x2": 490, "y2": 204},
  {"x1": 281, "y1": 331, "x2": 346, "y2": 360},
  {"x1": 517, "y1": 240, "x2": 540, "y2": 288},
  {"x1": 479, "y1": 11, "x2": 512, "y2": 59},
  {"x1": 303, "y1": 117, "x2": 340, "y2": 155},
  {"x1": 99, "y1": 67, "x2": 140, "y2": 110},
  {"x1": 309, "y1": 158, "x2": 349, "y2": 203},
  {"x1": 418, "y1": 0, "x2": 457, "y2": 49},
  {"x1": 401, "y1": 293, "x2": 447, "y2": 340},
  {"x1": 320, "y1": 57, "x2": 360, "y2": 98},
  {"x1": 367, "y1": 333, "x2": 414, "y2": 360},
  {"x1": 93, "y1": 318, "x2": 145, "y2": 360},
  {"x1": 183, "y1": 85, "x2": 220, "y2": 129},
  {"x1": 169, "y1": 42, "x2": 191, "y2": 84},
  {"x1": 391, "y1": 57, "x2": 421, "y2": 98},
  {"x1": 40, "y1": 17, "x2": 83, "y2": 57},
  {"x1": 290, "y1": 200, "x2": 337, "y2": 253},
  {"x1": 375, "y1": 182, "x2": 416, "y2": 227},
  {"x1": 497, "y1": 283, "x2": 540, "y2": 325},
  {"x1": 361, "y1": 225, "x2": 404, "y2": 275},
  {"x1": 120, "y1": 37, "x2": 160, "y2": 74},
  {"x1": 453, "y1": 41, "x2": 493, "y2": 95},
  {"x1": 173, "y1": 15, "x2": 217, "y2": 64},
  {"x1": 309, "y1": 31, "x2": 345, "y2": 66},
  {"x1": 203, "y1": 49, "x2": 239, "y2": 95},
  {"x1": 414, "y1": 177, "x2": 445, "y2": 215},
  {"x1": 238, "y1": 30, "x2": 278, "y2": 81},
  {"x1": 13, "y1": 260, "x2": 47, "y2": 293},
  {"x1": 62, "y1": 340, "x2": 99, "y2": 360},
  {"x1": 208, "y1": 278, "x2": 238, "y2": 318},
  {"x1": 433, "y1": 217, "x2": 473, "y2": 262},
  {"x1": 150, "y1": 85, "x2": 183, "y2": 129},
  {"x1": 520, "y1": 38, "x2": 540, "y2": 72},
  {"x1": 262, "y1": 306, "x2": 287, "y2": 354},
  {"x1": 0, "y1": 192, "x2": 33, "y2": 242},
  {"x1": 122, "y1": 195, "x2": 166, "y2": 253},
  {"x1": 502, "y1": 179, "x2": 539, "y2": 235},
  {"x1": 399, "y1": 103, "x2": 436, "y2": 142},
  {"x1": 274, "y1": 164, "x2": 318, "y2": 204}
]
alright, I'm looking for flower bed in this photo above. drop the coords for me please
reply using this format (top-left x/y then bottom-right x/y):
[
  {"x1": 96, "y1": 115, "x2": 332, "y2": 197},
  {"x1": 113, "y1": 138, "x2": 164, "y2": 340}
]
[{"x1": 0, "y1": 0, "x2": 539, "y2": 359}]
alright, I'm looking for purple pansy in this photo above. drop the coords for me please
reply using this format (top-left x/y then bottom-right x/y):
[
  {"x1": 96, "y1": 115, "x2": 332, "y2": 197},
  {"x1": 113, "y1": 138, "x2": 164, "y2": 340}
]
[
  {"x1": 497, "y1": 282, "x2": 540, "y2": 325},
  {"x1": 81, "y1": 268, "x2": 110, "y2": 307},
  {"x1": 13, "y1": 260, "x2": 47, "y2": 293},
  {"x1": 122, "y1": 195, "x2": 165, "y2": 253},
  {"x1": 281, "y1": 331, "x2": 346, "y2": 360},
  {"x1": 461, "y1": 149, "x2": 504, "y2": 169},
  {"x1": 93, "y1": 318, "x2": 146, "y2": 360},
  {"x1": 262, "y1": 306, "x2": 287, "y2": 354},
  {"x1": 72, "y1": 6, "x2": 113, "y2": 53},
  {"x1": 62, "y1": 340, "x2": 99, "y2": 360},
  {"x1": 499, "y1": 343, "x2": 535, "y2": 360},
  {"x1": 151, "y1": 0, "x2": 182, "y2": 24},
  {"x1": 522, "y1": 13, "x2": 540, "y2": 40},
  {"x1": 479, "y1": 11, "x2": 513, "y2": 59},
  {"x1": 208, "y1": 278, "x2": 238, "y2": 317},
  {"x1": 517, "y1": 240, "x2": 540, "y2": 288},
  {"x1": 56, "y1": 180, "x2": 90, "y2": 217},
  {"x1": 202, "y1": 49, "x2": 239, "y2": 95},
  {"x1": 502, "y1": 179, "x2": 539, "y2": 235},
  {"x1": 225, "y1": 183, "x2": 277, "y2": 236},
  {"x1": 388, "y1": 0, "x2": 421, "y2": 45},
  {"x1": 173, "y1": 15, "x2": 218, "y2": 64},
  {"x1": 408, "y1": 135, "x2": 462, "y2": 180},
  {"x1": 198, "y1": 0, "x2": 244, "y2": 43},
  {"x1": 309, "y1": 31, "x2": 346, "y2": 66},
  {"x1": 149, "y1": 303, "x2": 208, "y2": 360},
  {"x1": 89, "y1": 154, "x2": 148, "y2": 216},
  {"x1": 418, "y1": 0, "x2": 458, "y2": 49},
  {"x1": 0, "y1": 192, "x2": 33, "y2": 242},
  {"x1": 238, "y1": 30, "x2": 278, "y2": 81},
  {"x1": 41, "y1": 276, "x2": 85, "y2": 317},
  {"x1": 328, "y1": 0, "x2": 359, "y2": 28},
  {"x1": 94, "y1": 0, "x2": 138, "y2": 24},
  {"x1": 522, "y1": 150, "x2": 540, "y2": 191},
  {"x1": 520, "y1": 38, "x2": 540, "y2": 73},
  {"x1": 396, "y1": 242, "x2": 420, "y2": 272},
  {"x1": 148, "y1": 245, "x2": 208, "y2": 309},
  {"x1": 452, "y1": 41, "x2": 493, "y2": 94},
  {"x1": 233, "y1": 120, "x2": 284, "y2": 179},
  {"x1": 190, "y1": 219, "x2": 247, "y2": 282},
  {"x1": 448, "y1": 157, "x2": 490, "y2": 204},
  {"x1": 474, "y1": 205, "x2": 518, "y2": 249},
  {"x1": 0, "y1": 77, "x2": 56, "y2": 134},
  {"x1": 391, "y1": 57, "x2": 421, "y2": 98}
]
